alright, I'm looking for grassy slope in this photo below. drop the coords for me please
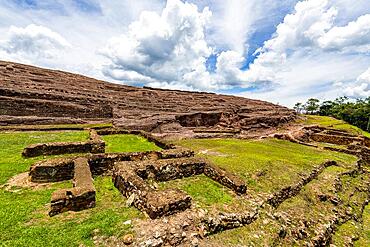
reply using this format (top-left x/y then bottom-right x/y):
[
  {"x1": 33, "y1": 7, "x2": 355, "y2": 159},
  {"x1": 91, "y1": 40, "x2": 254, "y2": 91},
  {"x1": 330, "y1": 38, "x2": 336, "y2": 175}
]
[
  {"x1": 175, "y1": 138, "x2": 356, "y2": 195},
  {"x1": 300, "y1": 115, "x2": 370, "y2": 138},
  {"x1": 0, "y1": 131, "x2": 161, "y2": 247}
]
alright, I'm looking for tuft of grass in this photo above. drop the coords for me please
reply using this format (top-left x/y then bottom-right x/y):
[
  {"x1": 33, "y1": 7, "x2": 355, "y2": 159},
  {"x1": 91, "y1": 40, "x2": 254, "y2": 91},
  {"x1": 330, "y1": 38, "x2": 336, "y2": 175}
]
[{"x1": 102, "y1": 134, "x2": 161, "y2": 153}]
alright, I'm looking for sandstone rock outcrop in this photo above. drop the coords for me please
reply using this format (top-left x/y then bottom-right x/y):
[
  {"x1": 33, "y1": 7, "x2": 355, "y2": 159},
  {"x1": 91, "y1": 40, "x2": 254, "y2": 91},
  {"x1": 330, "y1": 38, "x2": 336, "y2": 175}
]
[{"x1": 0, "y1": 61, "x2": 296, "y2": 135}]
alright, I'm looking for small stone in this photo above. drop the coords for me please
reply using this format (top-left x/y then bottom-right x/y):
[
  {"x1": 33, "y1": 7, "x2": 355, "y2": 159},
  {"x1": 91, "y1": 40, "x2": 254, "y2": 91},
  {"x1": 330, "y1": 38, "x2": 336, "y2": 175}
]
[
  {"x1": 123, "y1": 234, "x2": 134, "y2": 245},
  {"x1": 153, "y1": 231, "x2": 162, "y2": 239},
  {"x1": 182, "y1": 221, "x2": 190, "y2": 228},
  {"x1": 190, "y1": 237, "x2": 199, "y2": 246},
  {"x1": 126, "y1": 194, "x2": 136, "y2": 207},
  {"x1": 123, "y1": 220, "x2": 132, "y2": 225}
]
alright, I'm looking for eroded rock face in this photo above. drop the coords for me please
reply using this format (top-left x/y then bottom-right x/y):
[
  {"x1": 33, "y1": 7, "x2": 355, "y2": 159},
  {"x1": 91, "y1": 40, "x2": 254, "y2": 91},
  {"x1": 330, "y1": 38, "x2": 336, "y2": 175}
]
[{"x1": 0, "y1": 61, "x2": 296, "y2": 134}]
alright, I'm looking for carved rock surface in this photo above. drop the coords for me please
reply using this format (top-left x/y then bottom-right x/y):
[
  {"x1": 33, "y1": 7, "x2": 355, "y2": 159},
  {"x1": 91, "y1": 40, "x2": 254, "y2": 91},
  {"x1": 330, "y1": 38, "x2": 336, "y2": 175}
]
[{"x1": 0, "y1": 61, "x2": 296, "y2": 134}]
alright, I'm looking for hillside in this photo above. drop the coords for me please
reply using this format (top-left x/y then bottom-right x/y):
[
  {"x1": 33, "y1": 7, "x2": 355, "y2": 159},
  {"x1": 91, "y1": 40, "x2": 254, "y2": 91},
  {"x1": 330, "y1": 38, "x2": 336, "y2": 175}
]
[{"x1": 0, "y1": 61, "x2": 295, "y2": 136}]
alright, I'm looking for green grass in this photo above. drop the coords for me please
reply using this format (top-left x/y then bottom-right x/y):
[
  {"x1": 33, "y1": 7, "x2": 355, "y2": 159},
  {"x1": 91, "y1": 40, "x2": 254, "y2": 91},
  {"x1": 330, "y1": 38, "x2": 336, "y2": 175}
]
[
  {"x1": 0, "y1": 130, "x2": 164, "y2": 247},
  {"x1": 0, "y1": 131, "x2": 89, "y2": 185},
  {"x1": 0, "y1": 177, "x2": 142, "y2": 247},
  {"x1": 0, "y1": 122, "x2": 113, "y2": 131},
  {"x1": 299, "y1": 115, "x2": 370, "y2": 138},
  {"x1": 175, "y1": 138, "x2": 357, "y2": 194},
  {"x1": 160, "y1": 175, "x2": 234, "y2": 210},
  {"x1": 102, "y1": 134, "x2": 161, "y2": 153}
]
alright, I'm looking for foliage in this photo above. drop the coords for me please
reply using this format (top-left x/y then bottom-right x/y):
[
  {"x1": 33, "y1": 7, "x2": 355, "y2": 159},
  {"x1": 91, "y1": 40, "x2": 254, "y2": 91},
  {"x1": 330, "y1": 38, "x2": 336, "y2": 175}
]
[
  {"x1": 295, "y1": 97, "x2": 370, "y2": 132},
  {"x1": 304, "y1": 98, "x2": 320, "y2": 114}
]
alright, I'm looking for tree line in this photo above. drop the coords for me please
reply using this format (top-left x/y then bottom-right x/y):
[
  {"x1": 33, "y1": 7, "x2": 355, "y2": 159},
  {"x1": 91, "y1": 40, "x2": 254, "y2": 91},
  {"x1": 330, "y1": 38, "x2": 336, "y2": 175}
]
[{"x1": 294, "y1": 97, "x2": 370, "y2": 132}]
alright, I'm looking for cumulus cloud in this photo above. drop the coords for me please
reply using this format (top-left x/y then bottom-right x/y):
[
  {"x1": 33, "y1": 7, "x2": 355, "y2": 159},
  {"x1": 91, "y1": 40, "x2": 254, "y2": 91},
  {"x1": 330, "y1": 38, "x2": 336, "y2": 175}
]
[
  {"x1": 100, "y1": 0, "x2": 216, "y2": 89},
  {"x1": 237, "y1": 0, "x2": 370, "y2": 102},
  {"x1": 0, "y1": 24, "x2": 71, "y2": 61},
  {"x1": 344, "y1": 68, "x2": 370, "y2": 98},
  {"x1": 243, "y1": 0, "x2": 338, "y2": 83},
  {"x1": 1, "y1": 0, "x2": 370, "y2": 106},
  {"x1": 318, "y1": 14, "x2": 370, "y2": 52}
]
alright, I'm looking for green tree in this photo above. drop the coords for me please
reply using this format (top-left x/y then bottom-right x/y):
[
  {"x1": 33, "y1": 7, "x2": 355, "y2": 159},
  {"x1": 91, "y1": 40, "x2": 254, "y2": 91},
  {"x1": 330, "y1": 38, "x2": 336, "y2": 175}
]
[
  {"x1": 293, "y1": 102, "x2": 304, "y2": 114},
  {"x1": 304, "y1": 98, "x2": 320, "y2": 115}
]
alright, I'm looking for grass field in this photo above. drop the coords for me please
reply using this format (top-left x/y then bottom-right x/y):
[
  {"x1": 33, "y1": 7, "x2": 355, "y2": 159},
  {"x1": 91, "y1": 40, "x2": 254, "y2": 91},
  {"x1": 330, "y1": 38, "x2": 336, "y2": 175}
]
[
  {"x1": 174, "y1": 138, "x2": 357, "y2": 195},
  {"x1": 0, "y1": 131, "x2": 160, "y2": 247}
]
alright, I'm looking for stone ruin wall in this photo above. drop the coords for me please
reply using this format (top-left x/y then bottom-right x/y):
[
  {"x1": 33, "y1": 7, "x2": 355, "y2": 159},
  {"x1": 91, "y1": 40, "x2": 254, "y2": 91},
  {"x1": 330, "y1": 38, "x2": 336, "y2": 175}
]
[
  {"x1": 22, "y1": 129, "x2": 105, "y2": 158},
  {"x1": 27, "y1": 128, "x2": 246, "y2": 218}
]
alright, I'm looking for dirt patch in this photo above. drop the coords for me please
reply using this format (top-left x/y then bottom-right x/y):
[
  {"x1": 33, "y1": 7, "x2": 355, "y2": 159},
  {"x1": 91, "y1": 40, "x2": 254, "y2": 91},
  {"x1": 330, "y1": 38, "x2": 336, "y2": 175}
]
[{"x1": 2, "y1": 172, "x2": 54, "y2": 191}]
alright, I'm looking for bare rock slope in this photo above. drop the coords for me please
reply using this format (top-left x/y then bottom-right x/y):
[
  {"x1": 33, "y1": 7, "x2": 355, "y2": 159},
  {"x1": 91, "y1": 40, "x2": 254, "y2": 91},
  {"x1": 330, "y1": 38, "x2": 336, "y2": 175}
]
[{"x1": 0, "y1": 61, "x2": 295, "y2": 134}]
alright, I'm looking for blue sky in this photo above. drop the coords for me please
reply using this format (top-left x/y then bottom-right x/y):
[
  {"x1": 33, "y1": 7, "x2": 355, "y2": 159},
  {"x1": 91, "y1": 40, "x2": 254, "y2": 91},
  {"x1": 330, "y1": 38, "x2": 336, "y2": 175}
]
[{"x1": 0, "y1": 0, "x2": 369, "y2": 106}]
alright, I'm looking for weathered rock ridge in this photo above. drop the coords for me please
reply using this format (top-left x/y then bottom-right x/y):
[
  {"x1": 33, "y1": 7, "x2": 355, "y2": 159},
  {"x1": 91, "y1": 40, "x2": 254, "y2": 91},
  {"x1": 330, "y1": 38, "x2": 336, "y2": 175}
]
[{"x1": 0, "y1": 61, "x2": 296, "y2": 134}]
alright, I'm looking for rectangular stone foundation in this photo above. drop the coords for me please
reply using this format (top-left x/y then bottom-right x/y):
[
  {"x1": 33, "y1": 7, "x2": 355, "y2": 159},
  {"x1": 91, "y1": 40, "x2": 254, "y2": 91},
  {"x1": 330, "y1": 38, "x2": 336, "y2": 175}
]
[
  {"x1": 113, "y1": 161, "x2": 192, "y2": 219},
  {"x1": 49, "y1": 158, "x2": 96, "y2": 216},
  {"x1": 113, "y1": 157, "x2": 247, "y2": 219}
]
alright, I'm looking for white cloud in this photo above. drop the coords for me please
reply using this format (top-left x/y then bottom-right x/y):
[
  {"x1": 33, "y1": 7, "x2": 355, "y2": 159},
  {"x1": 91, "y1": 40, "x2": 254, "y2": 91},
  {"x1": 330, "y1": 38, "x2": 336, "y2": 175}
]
[
  {"x1": 236, "y1": 0, "x2": 370, "y2": 105},
  {"x1": 344, "y1": 67, "x2": 370, "y2": 98},
  {"x1": 0, "y1": 0, "x2": 369, "y2": 106},
  {"x1": 0, "y1": 24, "x2": 70, "y2": 61},
  {"x1": 100, "y1": 0, "x2": 216, "y2": 89},
  {"x1": 244, "y1": 0, "x2": 338, "y2": 83},
  {"x1": 318, "y1": 14, "x2": 370, "y2": 52}
]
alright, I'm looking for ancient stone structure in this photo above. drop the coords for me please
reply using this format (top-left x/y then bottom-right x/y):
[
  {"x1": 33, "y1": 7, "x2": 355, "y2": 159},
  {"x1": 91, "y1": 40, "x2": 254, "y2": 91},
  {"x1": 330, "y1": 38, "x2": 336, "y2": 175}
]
[
  {"x1": 22, "y1": 129, "x2": 105, "y2": 158},
  {"x1": 0, "y1": 61, "x2": 296, "y2": 137},
  {"x1": 112, "y1": 157, "x2": 246, "y2": 219},
  {"x1": 49, "y1": 158, "x2": 96, "y2": 216},
  {"x1": 27, "y1": 129, "x2": 246, "y2": 218}
]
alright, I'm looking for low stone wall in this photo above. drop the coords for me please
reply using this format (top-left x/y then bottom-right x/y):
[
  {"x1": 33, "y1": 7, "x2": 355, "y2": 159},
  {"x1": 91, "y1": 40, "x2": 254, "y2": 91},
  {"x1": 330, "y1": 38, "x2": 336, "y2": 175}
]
[
  {"x1": 22, "y1": 140, "x2": 105, "y2": 158},
  {"x1": 322, "y1": 129, "x2": 357, "y2": 137},
  {"x1": 310, "y1": 133, "x2": 363, "y2": 145},
  {"x1": 22, "y1": 129, "x2": 105, "y2": 158},
  {"x1": 160, "y1": 147, "x2": 194, "y2": 159},
  {"x1": 49, "y1": 158, "x2": 96, "y2": 216},
  {"x1": 267, "y1": 161, "x2": 337, "y2": 208},
  {"x1": 201, "y1": 211, "x2": 259, "y2": 235},
  {"x1": 29, "y1": 158, "x2": 75, "y2": 182},
  {"x1": 87, "y1": 151, "x2": 161, "y2": 176},
  {"x1": 143, "y1": 158, "x2": 206, "y2": 181},
  {"x1": 28, "y1": 148, "x2": 196, "y2": 181},
  {"x1": 204, "y1": 163, "x2": 247, "y2": 194}
]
